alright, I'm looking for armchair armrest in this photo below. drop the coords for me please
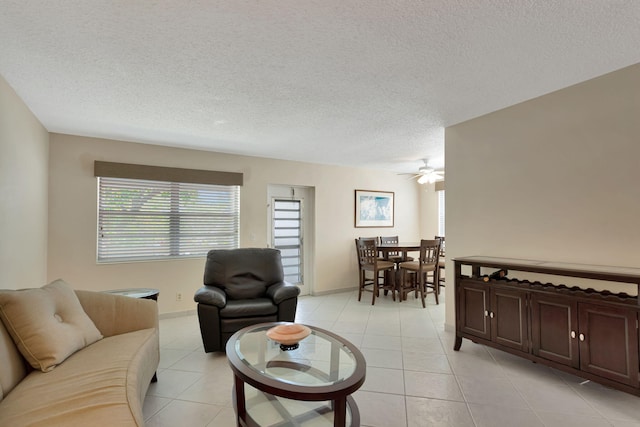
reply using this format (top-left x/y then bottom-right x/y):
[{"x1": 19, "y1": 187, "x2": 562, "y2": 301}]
[
  {"x1": 75, "y1": 290, "x2": 158, "y2": 338},
  {"x1": 194, "y1": 286, "x2": 226, "y2": 308},
  {"x1": 266, "y1": 281, "x2": 300, "y2": 304}
]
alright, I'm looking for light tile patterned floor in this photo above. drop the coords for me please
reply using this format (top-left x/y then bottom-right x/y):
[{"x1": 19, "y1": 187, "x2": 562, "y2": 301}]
[{"x1": 143, "y1": 290, "x2": 640, "y2": 426}]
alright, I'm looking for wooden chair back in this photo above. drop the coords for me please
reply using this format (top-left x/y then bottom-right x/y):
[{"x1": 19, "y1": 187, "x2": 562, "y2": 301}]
[
  {"x1": 379, "y1": 235, "x2": 401, "y2": 258},
  {"x1": 419, "y1": 239, "x2": 441, "y2": 269},
  {"x1": 434, "y1": 236, "x2": 445, "y2": 257},
  {"x1": 356, "y1": 237, "x2": 379, "y2": 267}
]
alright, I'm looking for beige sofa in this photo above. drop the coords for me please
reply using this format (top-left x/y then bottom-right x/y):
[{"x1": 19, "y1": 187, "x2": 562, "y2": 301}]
[{"x1": 0, "y1": 286, "x2": 160, "y2": 427}]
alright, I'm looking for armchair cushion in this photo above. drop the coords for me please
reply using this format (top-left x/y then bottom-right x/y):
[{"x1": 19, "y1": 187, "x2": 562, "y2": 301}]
[{"x1": 220, "y1": 298, "x2": 278, "y2": 318}]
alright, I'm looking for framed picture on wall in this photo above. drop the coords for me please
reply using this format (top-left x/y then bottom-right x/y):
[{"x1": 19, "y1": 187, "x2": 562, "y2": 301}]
[{"x1": 354, "y1": 190, "x2": 394, "y2": 228}]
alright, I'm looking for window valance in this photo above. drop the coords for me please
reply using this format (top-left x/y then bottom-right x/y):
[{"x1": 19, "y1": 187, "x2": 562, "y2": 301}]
[{"x1": 94, "y1": 161, "x2": 243, "y2": 186}]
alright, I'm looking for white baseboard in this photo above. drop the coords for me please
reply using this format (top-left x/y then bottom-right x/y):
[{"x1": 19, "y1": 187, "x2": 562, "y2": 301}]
[
  {"x1": 308, "y1": 287, "x2": 358, "y2": 297},
  {"x1": 159, "y1": 309, "x2": 197, "y2": 320}
]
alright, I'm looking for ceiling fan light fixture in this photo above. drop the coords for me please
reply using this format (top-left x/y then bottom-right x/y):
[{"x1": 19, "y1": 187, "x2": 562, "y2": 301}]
[{"x1": 409, "y1": 159, "x2": 444, "y2": 184}]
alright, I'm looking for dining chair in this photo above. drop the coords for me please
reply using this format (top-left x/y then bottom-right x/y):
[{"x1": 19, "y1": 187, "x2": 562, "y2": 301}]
[
  {"x1": 355, "y1": 238, "x2": 375, "y2": 294},
  {"x1": 435, "y1": 235, "x2": 445, "y2": 294},
  {"x1": 398, "y1": 239, "x2": 441, "y2": 307},
  {"x1": 378, "y1": 235, "x2": 413, "y2": 296},
  {"x1": 378, "y1": 236, "x2": 414, "y2": 264},
  {"x1": 355, "y1": 238, "x2": 396, "y2": 305}
]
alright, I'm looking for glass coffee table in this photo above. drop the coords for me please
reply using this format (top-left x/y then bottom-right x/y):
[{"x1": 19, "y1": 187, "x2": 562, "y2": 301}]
[{"x1": 226, "y1": 323, "x2": 366, "y2": 427}]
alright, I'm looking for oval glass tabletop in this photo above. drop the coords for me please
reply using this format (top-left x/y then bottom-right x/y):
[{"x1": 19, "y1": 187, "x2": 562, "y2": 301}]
[{"x1": 234, "y1": 324, "x2": 358, "y2": 388}]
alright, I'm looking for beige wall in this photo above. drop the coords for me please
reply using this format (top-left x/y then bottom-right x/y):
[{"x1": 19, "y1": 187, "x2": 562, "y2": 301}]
[
  {"x1": 419, "y1": 183, "x2": 440, "y2": 239},
  {"x1": 48, "y1": 134, "x2": 432, "y2": 314},
  {"x1": 445, "y1": 63, "x2": 640, "y2": 328},
  {"x1": 0, "y1": 75, "x2": 49, "y2": 289}
]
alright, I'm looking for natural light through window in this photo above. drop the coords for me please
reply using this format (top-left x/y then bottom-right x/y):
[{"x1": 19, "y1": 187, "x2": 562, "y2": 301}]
[
  {"x1": 438, "y1": 190, "x2": 445, "y2": 236},
  {"x1": 97, "y1": 177, "x2": 239, "y2": 262}
]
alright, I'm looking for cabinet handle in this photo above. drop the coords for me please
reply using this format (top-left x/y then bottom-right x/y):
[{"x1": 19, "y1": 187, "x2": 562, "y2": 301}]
[
  {"x1": 571, "y1": 331, "x2": 576, "y2": 339},
  {"x1": 579, "y1": 333, "x2": 585, "y2": 342},
  {"x1": 484, "y1": 310, "x2": 489, "y2": 317},
  {"x1": 489, "y1": 312, "x2": 494, "y2": 319}
]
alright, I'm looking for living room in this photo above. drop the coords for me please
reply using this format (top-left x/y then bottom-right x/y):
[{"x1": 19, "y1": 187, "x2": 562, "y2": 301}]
[{"x1": 2, "y1": 2, "x2": 640, "y2": 426}]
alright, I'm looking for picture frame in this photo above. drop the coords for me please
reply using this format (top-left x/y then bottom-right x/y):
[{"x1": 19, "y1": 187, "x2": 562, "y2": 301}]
[{"x1": 354, "y1": 190, "x2": 394, "y2": 228}]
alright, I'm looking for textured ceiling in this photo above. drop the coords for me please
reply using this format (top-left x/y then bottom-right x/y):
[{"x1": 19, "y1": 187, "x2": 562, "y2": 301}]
[{"x1": 1, "y1": 1, "x2": 639, "y2": 174}]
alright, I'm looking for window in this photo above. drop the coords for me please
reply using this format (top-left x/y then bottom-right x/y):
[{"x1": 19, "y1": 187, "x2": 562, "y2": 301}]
[
  {"x1": 438, "y1": 190, "x2": 445, "y2": 236},
  {"x1": 272, "y1": 199, "x2": 303, "y2": 284},
  {"x1": 97, "y1": 177, "x2": 239, "y2": 262}
]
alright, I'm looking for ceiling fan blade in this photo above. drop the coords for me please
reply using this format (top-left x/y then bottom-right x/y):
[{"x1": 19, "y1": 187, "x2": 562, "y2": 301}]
[{"x1": 403, "y1": 160, "x2": 445, "y2": 184}]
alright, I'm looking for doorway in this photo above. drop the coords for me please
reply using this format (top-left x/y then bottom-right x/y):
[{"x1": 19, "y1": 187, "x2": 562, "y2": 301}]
[{"x1": 267, "y1": 185, "x2": 314, "y2": 296}]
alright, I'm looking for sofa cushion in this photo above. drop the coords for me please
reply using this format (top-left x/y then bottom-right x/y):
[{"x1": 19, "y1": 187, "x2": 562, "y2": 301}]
[
  {"x1": 0, "y1": 318, "x2": 28, "y2": 403},
  {"x1": 0, "y1": 279, "x2": 102, "y2": 372},
  {"x1": 0, "y1": 327, "x2": 159, "y2": 427}
]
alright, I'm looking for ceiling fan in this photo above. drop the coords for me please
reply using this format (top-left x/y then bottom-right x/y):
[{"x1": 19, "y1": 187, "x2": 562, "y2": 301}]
[{"x1": 409, "y1": 160, "x2": 445, "y2": 184}]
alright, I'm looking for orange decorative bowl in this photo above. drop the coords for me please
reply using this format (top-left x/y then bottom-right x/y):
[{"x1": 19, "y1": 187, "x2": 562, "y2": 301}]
[{"x1": 266, "y1": 323, "x2": 311, "y2": 350}]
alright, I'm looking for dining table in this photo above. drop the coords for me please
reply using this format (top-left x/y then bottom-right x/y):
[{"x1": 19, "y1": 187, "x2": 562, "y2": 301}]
[
  {"x1": 376, "y1": 242, "x2": 421, "y2": 299},
  {"x1": 377, "y1": 242, "x2": 421, "y2": 259},
  {"x1": 377, "y1": 241, "x2": 445, "y2": 301}
]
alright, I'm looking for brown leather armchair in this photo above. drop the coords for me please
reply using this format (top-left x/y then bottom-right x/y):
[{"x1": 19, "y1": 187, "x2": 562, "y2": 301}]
[{"x1": 194, "y1": 248, "x2": 300, "y2": 352}]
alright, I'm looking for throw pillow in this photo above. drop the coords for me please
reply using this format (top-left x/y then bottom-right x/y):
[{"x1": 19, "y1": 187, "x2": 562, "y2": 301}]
[{"x1": 0, "y1": 279, "x2": 103, "y2": 372}]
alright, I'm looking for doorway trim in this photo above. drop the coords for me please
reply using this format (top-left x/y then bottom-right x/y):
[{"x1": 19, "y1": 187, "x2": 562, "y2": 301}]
[{"x1": 267, "y1": 185, "x2": 315, "y2": 296}]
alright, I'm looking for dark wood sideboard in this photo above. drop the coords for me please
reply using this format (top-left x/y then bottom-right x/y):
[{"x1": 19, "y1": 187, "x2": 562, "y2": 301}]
[{"x1": 454, "y1": 256, "x2": 640, "y2": 396}]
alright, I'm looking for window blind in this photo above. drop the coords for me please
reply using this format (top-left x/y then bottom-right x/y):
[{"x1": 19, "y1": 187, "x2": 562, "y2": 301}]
[{"x1": 97, "y1": 177, "x2": 240, "y2": 262}]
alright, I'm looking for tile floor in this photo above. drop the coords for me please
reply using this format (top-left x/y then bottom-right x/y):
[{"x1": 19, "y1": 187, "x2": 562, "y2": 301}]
[{"x1": 143, "y1": 290, "x2": 640, "y2": 426}]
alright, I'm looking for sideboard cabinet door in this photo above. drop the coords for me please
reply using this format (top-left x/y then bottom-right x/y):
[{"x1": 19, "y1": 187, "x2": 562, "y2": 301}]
[
  {"x1": 491, "y1": 287, "x2": 529, "y2": 352},
  {"x1": 531, "y1": 294, "x2": 580, "y2": 368},
  {"x1": 457, "y1": 279, "x2": 491, "y2": 341},
  {"x1": 578, "y1": 303, "x2": 639, "y2": 387}
]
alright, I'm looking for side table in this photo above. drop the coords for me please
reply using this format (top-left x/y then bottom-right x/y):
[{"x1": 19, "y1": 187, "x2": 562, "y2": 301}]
[{"x1": 103, "y1": 288, "x2": 159, "y2": 301}]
